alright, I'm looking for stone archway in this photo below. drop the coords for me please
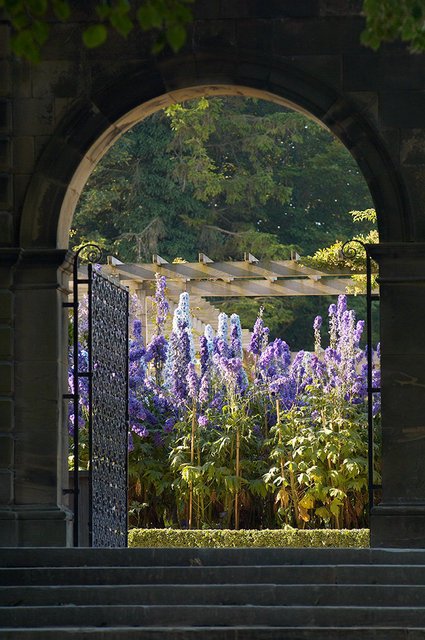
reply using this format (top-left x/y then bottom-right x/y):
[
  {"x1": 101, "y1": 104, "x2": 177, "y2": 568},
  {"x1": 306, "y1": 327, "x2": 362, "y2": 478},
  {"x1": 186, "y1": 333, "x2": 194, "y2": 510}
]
[
  {"x1": 3, "y1": 6, "x2": 425, "y2": 546},
  {"x1": 20, "y1": 68, "x2": 410, "y2": 251}
]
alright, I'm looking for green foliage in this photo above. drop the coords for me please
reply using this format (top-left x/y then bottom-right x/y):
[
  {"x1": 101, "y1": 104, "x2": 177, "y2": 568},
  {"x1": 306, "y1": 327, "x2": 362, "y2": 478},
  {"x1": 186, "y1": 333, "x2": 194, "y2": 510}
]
[
  {"x1": 304, "y1": 209, "x2": 379, "y2": 296},
  {"x1": 71, "y1": 111, "x2": 205, "y2": 263},
  {"x1": 0, "y1": 0, "x2": 193, "y2": 61},
  {"x1": 362, "y1": 0, "x2": 425, "y2": 51},
  {"x1": 128, "y1": 527, "x2": 370, "y2": 547},
  {"x1": 165, "y1": 98, "x2": 373, "y2": 259},
  {"x1": 262, "y1": 386, "x2": 379, "y2": 530}
]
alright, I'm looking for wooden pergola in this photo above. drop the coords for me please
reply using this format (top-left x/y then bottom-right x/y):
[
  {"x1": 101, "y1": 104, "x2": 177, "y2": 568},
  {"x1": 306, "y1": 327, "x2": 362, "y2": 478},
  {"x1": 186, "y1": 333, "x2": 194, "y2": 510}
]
[{"x1": 94, "y1": 253, "x2": 365, "y2": 346}]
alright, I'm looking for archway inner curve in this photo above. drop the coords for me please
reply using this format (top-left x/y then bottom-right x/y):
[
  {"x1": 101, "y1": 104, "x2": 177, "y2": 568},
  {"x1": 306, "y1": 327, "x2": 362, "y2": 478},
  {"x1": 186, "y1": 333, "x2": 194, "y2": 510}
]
[{"x1": 22, "y1": 80, "x2": 407, "y2": 250}]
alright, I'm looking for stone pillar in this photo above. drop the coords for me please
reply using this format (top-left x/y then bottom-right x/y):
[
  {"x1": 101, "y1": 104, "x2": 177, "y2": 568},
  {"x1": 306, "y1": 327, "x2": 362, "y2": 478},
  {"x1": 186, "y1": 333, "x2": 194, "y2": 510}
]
[
  {"x1": 0, "y1": 248, "x2": 73, "y2": 546},
  {"x1": 370, "y1": 243, "x2": 425, "y2": 547}
]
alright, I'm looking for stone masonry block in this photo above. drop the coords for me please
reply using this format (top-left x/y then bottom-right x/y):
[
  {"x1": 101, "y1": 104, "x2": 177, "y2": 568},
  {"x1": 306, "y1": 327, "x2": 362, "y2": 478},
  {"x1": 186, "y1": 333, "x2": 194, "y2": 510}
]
[
  {"x1": 0, "y1": 327, "x2": 12, "y2": 358},
  {"x1": 0, "y1": 362, "x2": 12, "y2": 395},
  {"x1": 13, "y1": 99, "x2": 54, "y2": 136},
  {"x1": 272, "y1": 17, "x2": 364, "y2": 56},
  {"x1": 13, "y1": 137, "x2": 35, "y2": 174},
  {"x1": 0, "y1": 291, "x2": 12, "y2": 322},
  {"x1": 13, "y1": 174, "x2": 30, "y2": 215},
  {"x1": 236, "y1": 20, "x2": 274, "y2": 53},
  {"x1": 0, "y1": 101, "x2": 11, "y2": 134},
  {"x1": 343, "y1": 54, "x2": 425, "y2": 93},
  {"x1": 380, "y1": 92, "x2": 425, "y2": 128},
  {"x1": 0, "y1": 470, "x2": 13, "y2": 504},
  {"x1": 204, "y1": 0, "x2": 320, "y2": 20},
  {"x1": 0, "y1": 25, "x2": 10, "y2": 58},
  {"x1": 193, "y1": 19, "x2": 237, "y2": 51},
  {"x1": 0, "y1": 174, "x2": 12, "y2": 209},
  {"x1": 0, "y1": 138, "x2": 11, "y2": 171},
  {"x1": 0, "y1": 212, "x2": 13, "y2": 246},
  {"x1": 0, "y1": 434, "x2": 13, "y2": 468},
  {"x1": 0, "y1": 399, "x2": 13, "y2": 432},
  {"x1": 12, "y1": 60, "x2": 32, "y2": 99},
  {"x1": 32, "y1": 61, "x2": 80, "y2": 99},
  {"x1": 321, "y1": 0, "x2": 363, "y2": 15},
  {"x1": 0, "y1": 62, "x2": 11, "y2": 97},
  {"x1": 400, "y1": 130, "x2": 425, "y2": 165}
]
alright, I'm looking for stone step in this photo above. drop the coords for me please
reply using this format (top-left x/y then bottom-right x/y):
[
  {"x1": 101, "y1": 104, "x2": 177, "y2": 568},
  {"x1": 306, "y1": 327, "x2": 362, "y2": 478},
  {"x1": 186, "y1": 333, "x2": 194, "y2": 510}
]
[
  {"x1": 2, "y1": 628, "x2": 425, "y2": 640},
  {"x1": 2, "y1": 547, "x2": 425, "y2": 567},
  {"x1": 3, "y1": 604, "x2": 425, "y2": 628},
  {"x1": 3, "y1": 563, "x2": 425, "y2": 586},
  {"x1": 3, "y1": 583, "x2": 425, "y2": 607}
]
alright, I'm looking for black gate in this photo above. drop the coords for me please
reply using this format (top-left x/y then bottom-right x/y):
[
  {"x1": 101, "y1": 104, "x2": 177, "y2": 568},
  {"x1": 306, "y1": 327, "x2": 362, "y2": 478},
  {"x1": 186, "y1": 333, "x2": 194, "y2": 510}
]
[
  {"x1": 65, "y1": 245, "x2": 129, "y2": 547},
  {"x1": 342, "y1": 240, "x2": 381, "y2": 515}
]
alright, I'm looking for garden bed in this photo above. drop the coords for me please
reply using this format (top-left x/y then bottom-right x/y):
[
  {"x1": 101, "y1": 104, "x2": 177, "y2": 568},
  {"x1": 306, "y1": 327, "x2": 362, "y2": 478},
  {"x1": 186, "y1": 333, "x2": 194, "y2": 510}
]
[{"x1": 128, "y1": 528, "x2": 370, "y2": 548}]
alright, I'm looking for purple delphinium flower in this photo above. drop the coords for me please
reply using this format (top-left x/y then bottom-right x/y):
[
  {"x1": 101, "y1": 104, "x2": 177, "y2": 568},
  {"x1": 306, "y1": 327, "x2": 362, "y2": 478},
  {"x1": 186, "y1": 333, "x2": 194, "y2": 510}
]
[
  {"x1": 213, "y1": 354, "x2": 243, "y2": 395},
  {"x1": 176, "y1": 292, "x2": 195, "y2": 362},
  {"x1": 164, "y1": 417, "x2": 175, "y2": 433},
  {"x1": 131, "y1": 423, "x2": 148, "y2": 438},
  {"x1": 187, "y1": 361, "x2": 199, "y2": 403},
  {"x1": 145, "y1": 334, "x2": 168, "y2": 384},
  {"x1": 353, "y1": 320, "x2": 365, "y2": 348},
  {"x1": 154, "y1": 273, "x2": 169, "y2": 332},
  {"x1": 313, "y1": 315, "x2": 322, "y2": 354},
  {"x1": 129, "y1": 394, "x2": 146, "y2": 421},
  {"x1": 129, "y1": 320, "x2": 146, "y2": 391},
  {"x1": 199, "y1": 335, "x2": 210, "y2": 376},
  {"x1": 198, "y1": 415, "x2": 208, "y2": 427},
  {"x1": 259, "y1": 339, "x2": 291, "y2": 385},
  {"x1": 199, "y1": 374, "x2": 210, "y2": 403},
  {"x1": 313, "y1": 316, "x2": 322, "y2": 330},
  {"x1": 153, "y1": 432, "x2": 165, "y2": 448},
  {"x1": 328, "y1": 303, "x2": 338, "y2": 349},
  {"x1": 209, "y1": 393, "x2": 223, "y2": 410},
  {"x1": 133, "y1": 319, "x2": 143, "y2": 338},
  {"x1": 217, "y1": 312, "x2": 229, "y2": 344},
  {"x1": 248, "y1": 306, "x2": 269, "y2": 358},
  {"x1": 167, "y1": 316, "x2": 192, "y2": 405},
  {"x1": 230, "y1": 313, "x2": 243, "y2": 359},
  {"x1": 216, "y1": 338, "x2": 229, "y2": 357},
  {"x1": 337, "y1": 294, "x2": 347, "y2": 321}
]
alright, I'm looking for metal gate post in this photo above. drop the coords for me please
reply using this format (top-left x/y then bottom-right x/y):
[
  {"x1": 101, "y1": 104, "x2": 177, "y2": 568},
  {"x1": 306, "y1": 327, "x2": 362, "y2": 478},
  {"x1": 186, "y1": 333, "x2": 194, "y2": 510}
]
[{"x1": 342, "y1": 240, "x2": 381, "y2": 515}]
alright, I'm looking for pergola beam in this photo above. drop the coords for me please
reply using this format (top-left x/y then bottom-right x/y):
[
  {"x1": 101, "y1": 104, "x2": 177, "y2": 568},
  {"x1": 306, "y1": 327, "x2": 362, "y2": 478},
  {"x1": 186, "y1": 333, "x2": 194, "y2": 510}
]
[
  {"x1": 118, "y1": 277, "x2": 359, "y2": 297},
  {"x1": 104, "y1": 257, "x2": 361, "y2": 282}
]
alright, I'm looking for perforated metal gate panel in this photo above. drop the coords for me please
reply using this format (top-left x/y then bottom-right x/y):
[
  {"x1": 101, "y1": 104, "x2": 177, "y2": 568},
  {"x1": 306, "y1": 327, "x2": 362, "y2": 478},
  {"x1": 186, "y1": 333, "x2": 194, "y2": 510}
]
[{"x1": 89, "y1": 266, "x2": 129, "y2": 547}]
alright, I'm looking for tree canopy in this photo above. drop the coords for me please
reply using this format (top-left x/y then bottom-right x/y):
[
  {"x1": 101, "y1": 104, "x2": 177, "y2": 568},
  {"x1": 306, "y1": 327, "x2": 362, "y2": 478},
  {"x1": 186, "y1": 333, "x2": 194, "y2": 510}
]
[
  {"x1": 0, "y1": 0, "x2": 193, "y2": 61},
  {"x1": 3, "y1": 1, "x2": 425, "y2": 63},
  {"x1": 361, "y1": 0, "x2": 425, "y2": 51}
]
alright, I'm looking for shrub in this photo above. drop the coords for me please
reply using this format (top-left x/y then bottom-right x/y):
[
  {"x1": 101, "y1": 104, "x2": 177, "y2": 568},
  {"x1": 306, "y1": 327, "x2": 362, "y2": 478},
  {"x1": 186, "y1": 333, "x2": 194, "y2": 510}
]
[{"x1": 128, "y1": 527, "x2": 369, "y2": 548}]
